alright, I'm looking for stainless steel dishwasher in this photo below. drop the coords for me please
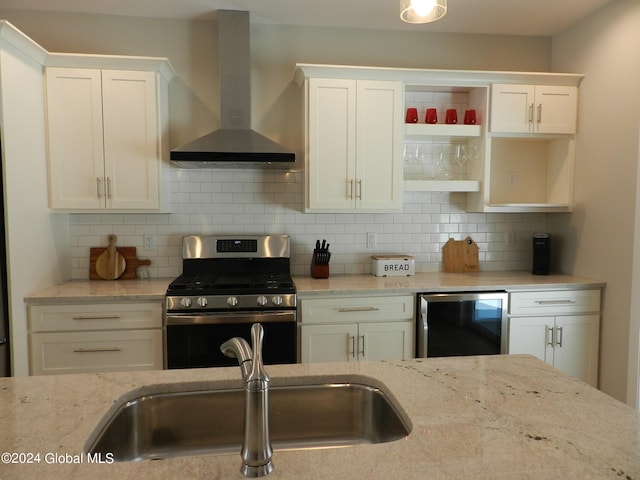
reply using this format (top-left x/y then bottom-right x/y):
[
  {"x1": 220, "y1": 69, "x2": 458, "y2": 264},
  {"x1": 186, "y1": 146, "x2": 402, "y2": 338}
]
[{"x1": 417, "y1": 292, "x2": 508, "y2": 358}]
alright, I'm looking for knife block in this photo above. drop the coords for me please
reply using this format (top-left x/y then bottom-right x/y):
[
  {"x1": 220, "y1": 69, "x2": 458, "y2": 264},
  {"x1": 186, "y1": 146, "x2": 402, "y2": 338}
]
[
  {"x1": 311, "y1": 263, "x2": 329, "y2": 279},
  {"x1": 310, "y1": 252, "x2": 330, "y2": 279}
]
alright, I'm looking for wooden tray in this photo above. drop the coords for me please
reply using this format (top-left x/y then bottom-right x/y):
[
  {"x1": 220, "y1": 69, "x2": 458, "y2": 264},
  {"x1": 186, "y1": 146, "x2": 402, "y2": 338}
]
[
  {"x1": 90, "y1": 247, "x2": 151, "y2": 280},
  {"x1": 443, "y1": 237, "x2": 479, "y2": 273}
]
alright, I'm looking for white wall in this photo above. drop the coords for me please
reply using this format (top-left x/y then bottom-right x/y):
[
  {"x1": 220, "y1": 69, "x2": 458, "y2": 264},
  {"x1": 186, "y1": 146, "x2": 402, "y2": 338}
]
[
  {"x1": 550, "y1": 0, "x2": 640, "y2": 403},
  {"x1": 0, "y1": 23, "x2": 68, "y2": 376}
]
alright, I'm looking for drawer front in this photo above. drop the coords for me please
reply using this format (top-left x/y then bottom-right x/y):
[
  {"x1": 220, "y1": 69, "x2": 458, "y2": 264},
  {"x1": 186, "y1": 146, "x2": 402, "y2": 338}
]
[
  {"x1": 29, "y1": 302, "x2": 163, "y2": 332},
  {"x1": 30, "y1": 330, "x2": 163, "y2": 375},
  {"x1": 300, "y1": 295, "x2": 415, "y2": 324},
  {"x1": 509, "y1": 289, "x2": 601, "y2": 316}
]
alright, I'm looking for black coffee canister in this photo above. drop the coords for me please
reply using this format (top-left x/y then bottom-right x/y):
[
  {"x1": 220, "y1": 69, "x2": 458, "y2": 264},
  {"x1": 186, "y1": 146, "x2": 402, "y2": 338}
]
[{"x1": 532, "y1": 233, "x2": 550, "y2": 275}]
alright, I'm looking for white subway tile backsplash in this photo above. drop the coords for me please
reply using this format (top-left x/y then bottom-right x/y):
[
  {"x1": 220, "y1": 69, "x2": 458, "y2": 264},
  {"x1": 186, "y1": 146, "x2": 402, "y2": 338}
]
[{"x1": 67, "y1": 167, "x2": 546, "y2": 279}]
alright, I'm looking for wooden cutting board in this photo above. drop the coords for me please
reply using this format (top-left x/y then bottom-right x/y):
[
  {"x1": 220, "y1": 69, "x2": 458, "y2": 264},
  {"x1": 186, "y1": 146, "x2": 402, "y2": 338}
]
[
  {"x1": 443, "y1": 236, "x2": 479, "y2": 273},
  {"x1": 90, "y1": 244, "x2": 151, "y2": 280},
  {"x1": 94, "y1": 235, "x2": 126, "y2": 280}
]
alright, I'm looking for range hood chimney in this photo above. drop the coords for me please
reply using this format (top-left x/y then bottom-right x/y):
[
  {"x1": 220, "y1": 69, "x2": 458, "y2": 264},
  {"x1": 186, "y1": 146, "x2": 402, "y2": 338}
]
[{"x1": 171, "y1": 10, "x2": 295, "y2": 168}]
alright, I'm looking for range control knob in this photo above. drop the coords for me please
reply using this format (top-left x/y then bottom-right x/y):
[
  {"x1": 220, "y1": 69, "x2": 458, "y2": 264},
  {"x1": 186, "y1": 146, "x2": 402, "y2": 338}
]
[
  {"x1": 180, "y1": 297, "x2": 192, "y2": 308},
  {"x1": 257, "y1": 296, "x2": 268, "y2": 307},
  {"x1": 196, "y1": 297, "x2": 208, "y2": 307},
  {"x1": 227, "y1": 296, "x2": 239, "y2": 307},
  {"x1": 271, "y1": 296, "x2": 284, "y2": 307}
]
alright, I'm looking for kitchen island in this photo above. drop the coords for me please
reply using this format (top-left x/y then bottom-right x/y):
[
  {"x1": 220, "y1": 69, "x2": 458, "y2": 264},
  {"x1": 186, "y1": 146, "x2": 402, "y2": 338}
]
[{"x1": 0, "y1": 355, "x2": 637, "y2": 479}]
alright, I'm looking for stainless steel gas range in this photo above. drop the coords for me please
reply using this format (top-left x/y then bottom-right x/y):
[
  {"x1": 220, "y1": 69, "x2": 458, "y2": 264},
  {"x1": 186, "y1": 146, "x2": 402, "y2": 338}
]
[{"x1": 165, "y1": 234, "x2": 297, "y2": 369}]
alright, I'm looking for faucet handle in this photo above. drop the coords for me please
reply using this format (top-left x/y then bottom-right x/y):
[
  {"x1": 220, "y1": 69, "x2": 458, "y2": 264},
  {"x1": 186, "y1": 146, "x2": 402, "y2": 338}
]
[{"x1": 247, "y1": 323, "x2": 269, "y2": 388}]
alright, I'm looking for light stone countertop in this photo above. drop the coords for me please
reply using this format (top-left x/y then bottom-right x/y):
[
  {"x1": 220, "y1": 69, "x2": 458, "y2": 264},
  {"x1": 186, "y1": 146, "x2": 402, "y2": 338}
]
[
  {"x1": 0, "y1": 355, "x2": 637, "y2": 479},
  {"x1": 24, "y1": 278, "x2": 172, "y2": 304},
  {"x1": 23, "y1": 272, "x2": 604, "y2": 304},
  {"x1": 293, "y1": 271, "x2": 605, "y2": 296}
]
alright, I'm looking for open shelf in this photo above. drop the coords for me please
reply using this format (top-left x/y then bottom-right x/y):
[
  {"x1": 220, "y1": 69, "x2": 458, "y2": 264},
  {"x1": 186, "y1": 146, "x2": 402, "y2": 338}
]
[
  {"x1": 485, "y1": 136, "x2": 574, "y2": 210},
  {"x1": 405, "y1": 123, "x2": 482, "y2": 139},
  {"x1": 404, "y1": 179, "x2": 480, "y2": 192}
]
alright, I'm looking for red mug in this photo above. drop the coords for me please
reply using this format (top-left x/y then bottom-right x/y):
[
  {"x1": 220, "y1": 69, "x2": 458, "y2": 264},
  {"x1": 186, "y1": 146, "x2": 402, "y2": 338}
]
[
  {"x1": 425, "y1": 108, "x2": 438, "y2": 124},
  {"x1": 464, "y1": 109, "x2": 477, "y2": 125},
  {"x1": 405, "y1": 107, "x2": 418, "y2": 123},
  {"x1": 445, "y1": 109, "x2": 458, "y2": 124}
]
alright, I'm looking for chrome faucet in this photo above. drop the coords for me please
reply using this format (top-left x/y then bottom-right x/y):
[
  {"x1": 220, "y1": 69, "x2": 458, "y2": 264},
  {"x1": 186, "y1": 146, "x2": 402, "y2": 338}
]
[{"x1": 221, "y1": 323, "x2": 274, "y2": 477}]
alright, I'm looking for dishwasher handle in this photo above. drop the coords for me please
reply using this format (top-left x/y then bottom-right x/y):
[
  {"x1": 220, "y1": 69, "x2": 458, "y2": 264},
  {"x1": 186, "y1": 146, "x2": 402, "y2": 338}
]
[{"x1": 416, "y1": 296, "x2": 429, "y2": 358}]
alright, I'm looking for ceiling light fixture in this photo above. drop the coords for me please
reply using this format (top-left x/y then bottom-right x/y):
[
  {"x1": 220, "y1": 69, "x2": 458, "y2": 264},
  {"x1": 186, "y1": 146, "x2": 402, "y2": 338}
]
[{"x1": 400, "y1": 0, "x2": 447, "y2": 24}]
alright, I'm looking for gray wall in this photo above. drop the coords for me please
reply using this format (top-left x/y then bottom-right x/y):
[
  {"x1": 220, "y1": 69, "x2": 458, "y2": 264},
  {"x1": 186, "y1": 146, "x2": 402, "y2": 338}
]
[{"x1": 550, "y1": 0, "x2": 640, "y2": 404}]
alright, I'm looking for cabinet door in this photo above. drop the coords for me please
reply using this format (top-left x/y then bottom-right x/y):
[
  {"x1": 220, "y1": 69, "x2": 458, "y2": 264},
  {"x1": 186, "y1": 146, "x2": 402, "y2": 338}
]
[
  {"x1": 301, "y1": 324, "x2": 358, "y2": 363},
  {"x1": 102, "y1": 70, "x2": 159, "y2": 209},
  {"x1": 508, "y1": 316, "x2": 553, "y2": 365},
  {"x1": 355, "y1": 80, "x2": 403, "y2": 210},
  {"x1": 46, "y1": 68, "x2": 105, "y2": 209},
  {"x1": 490, "y1": 84, "x2": 535, "y2": 133},
  {"x1": 534, "y1": 86, "x2": 578, "y2": 134},
  {"x1": 553, "y1": 314, "x2": 599, "y2": 386},
  {"x1": 359, "y1": 321, "x2": 413, "y2": 361},
  {"x1": 307, "y1": 78, "x2": 357, "y2": 210}
]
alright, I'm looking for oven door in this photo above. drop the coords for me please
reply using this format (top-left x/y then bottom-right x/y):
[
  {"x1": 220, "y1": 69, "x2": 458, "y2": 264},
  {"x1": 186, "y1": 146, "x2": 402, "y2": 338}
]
[{"x1": 165, "y1": 311, "x2": 297, "y2": 369}]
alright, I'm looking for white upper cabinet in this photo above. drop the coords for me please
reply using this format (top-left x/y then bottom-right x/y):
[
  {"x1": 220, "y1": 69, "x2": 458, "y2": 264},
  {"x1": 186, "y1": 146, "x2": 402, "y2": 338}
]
[
  {"x1": 45, "y1": 58, "x2": 173, "y2": 212},
  {"x1": 46, "y1": 68, "x2": 105, "y2": 210},
  {"x1": 296, "y1": 64, "x2": 583, "y2": 214},
  {"x1": 304, "y1": 77, "x2": 403, "y2": 212},
  {"x1": 490, "y1": 84, "x2": 578, "y2": 134}
]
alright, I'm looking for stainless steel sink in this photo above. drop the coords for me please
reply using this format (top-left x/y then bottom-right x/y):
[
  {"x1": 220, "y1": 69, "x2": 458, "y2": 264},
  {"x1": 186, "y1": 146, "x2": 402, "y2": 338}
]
[{"x1": 86, "y1": 380, "x2": 411, "y2": 462}]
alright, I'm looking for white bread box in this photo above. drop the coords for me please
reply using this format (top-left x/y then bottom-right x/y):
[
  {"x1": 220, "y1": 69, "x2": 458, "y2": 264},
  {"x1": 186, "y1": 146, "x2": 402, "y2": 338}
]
[{"x1": 371, "y1": 255, "x2": 415, "y2": 277}]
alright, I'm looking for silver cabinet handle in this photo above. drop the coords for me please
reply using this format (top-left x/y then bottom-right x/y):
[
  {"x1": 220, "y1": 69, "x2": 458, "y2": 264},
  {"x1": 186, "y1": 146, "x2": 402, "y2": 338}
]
[
  {"x1": 348, "y1": 334, "x2": 356, "y2": 359},
  {"x1": 96, "y1": 177, "x2": 103, "y2": 199},
  {"x1": 359, "y1": 335, "x2": 365, "y2": 358},
  {"x1": 336, "y1": 306, "x2": 380, "y2": 313},
  {"x1": 534, "y1": 300, "x2": 576, "y2": 305},
  {"x1": 73, "y1": 347, "x2": 122, "y2": 353},
  {"x1": 106, "y1": 177, "x2": 113, "y2": 199},
  {"x1": 72, "y1": 315, "x2": 122, "y2": 320},
  {"x1": 347, "y1": 179, "x2": 354, "y2": 199},
  {"x1": 528, "y1": 103, "x2": 534, "y2": 124},
  {"x1": 537, "y1": 104, "x2": 543, "y2": 124},
  {"x1": 556, "y1": 326, "x2": 563, "y2": 347},
  {"x1": 546, "y1": 325, "x2": 554, "y2": 347},
  {"x1": 356, "y1": 179, "x2": 362, "y2": 200}
]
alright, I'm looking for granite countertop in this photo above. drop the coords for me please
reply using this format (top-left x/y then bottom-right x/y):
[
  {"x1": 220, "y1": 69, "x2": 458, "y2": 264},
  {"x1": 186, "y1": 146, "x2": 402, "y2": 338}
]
[
  {"x1": 24, "y1": 278, "x2": 172, "y2": 304},
  {"x1": 23, "y1": 272, "x2": 604, "y2": 304},
  {"x1": 293, "y1": 271, "x2": 605, "y2": 296},
  {"x1": 0, "y1": 355, "x2": 637, "y2": 479}
]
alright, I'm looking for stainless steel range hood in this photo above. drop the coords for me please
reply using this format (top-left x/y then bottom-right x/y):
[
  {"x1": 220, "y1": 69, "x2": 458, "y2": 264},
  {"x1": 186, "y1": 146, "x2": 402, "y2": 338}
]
[{"x1": 171, "y1": 10, "x2": 295, "y2": 168}]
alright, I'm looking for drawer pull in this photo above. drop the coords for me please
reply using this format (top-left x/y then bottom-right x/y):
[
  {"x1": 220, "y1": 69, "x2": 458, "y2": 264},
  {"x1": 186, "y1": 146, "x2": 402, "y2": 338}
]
[
  {"x1": 533, "y1": 300, "x2": 576, "y2": 305},
  {"x1": 72, "y1": 315, "x2": 122, "y2": 320},
  {"x1": 336, "y1": 307, "x2": 380, "y2": 313},
  {"x1": 73, "y1": 347, "x2": 122, "y2": 353}
]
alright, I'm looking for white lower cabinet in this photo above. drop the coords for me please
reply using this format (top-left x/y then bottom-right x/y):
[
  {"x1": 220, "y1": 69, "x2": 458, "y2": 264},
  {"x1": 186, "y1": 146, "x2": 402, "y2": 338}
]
[
  {"x1": 508, "y1": 289, "x2": 600, "y2": 386},
  {"x1": 299, "y1": 295, "x2": 415, "y2": 363},
  {"x1": 28, "y1": 302, "x2": 163, "y2": 375}
]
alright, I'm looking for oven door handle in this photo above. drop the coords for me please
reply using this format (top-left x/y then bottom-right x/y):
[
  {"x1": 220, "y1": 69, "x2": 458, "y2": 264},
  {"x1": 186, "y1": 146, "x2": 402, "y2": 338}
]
[{"x1": 166, "y1": 311, "x2": 296, "y2": 326}]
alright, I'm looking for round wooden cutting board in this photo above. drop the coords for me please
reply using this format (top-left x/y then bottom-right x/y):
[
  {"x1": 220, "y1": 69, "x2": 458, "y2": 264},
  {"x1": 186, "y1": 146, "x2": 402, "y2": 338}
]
[{"x1": 95, "y1": 234, "x2": 127, "y2": 280}]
